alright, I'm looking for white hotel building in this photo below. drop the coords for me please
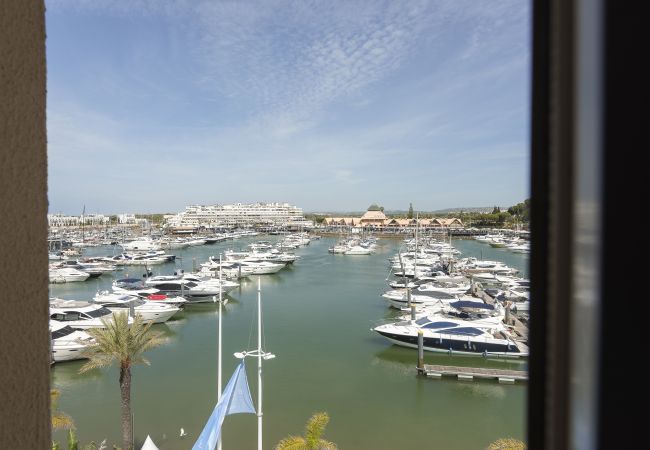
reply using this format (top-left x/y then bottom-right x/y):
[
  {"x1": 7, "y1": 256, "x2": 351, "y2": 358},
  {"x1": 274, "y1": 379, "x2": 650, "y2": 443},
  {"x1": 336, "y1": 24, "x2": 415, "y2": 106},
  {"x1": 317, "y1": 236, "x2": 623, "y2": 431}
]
[{"x1": 165, "y1": 202, "x2": 312, "y2": 229}]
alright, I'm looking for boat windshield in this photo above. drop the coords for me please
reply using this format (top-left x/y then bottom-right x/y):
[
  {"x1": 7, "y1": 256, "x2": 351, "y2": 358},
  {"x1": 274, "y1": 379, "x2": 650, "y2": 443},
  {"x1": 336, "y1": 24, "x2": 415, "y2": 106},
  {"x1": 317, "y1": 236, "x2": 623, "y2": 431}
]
[
  {"x1": 51, "y1": 326, "x2": 76, "y2": 339},
  {"x1": 422, "y1": 321, "x2": 460, "y2": 329},
  {"x1": 85, "y1": 307, "x2": 112, "y2": 318},
  {"x1": 443, "y1": 327, "x2": 486, "y2": 336},
  {"x1": 415, "y1": 317, "x2": 430, "y2": 326}
]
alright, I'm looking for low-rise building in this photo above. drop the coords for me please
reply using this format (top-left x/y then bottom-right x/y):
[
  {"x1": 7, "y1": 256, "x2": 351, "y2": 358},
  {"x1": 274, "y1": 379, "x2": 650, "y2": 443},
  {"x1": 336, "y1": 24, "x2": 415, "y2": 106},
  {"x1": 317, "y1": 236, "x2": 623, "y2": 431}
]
[{"x1": 322, "y1": 206, "x2": 464, "y2": 230}]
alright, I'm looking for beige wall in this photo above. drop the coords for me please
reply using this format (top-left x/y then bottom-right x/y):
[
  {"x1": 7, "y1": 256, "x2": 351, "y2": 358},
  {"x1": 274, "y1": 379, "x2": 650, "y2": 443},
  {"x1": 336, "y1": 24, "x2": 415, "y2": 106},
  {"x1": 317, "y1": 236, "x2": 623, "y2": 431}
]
[{"x1": 0, "y1": 1, "x2": 50, "y2": 447}]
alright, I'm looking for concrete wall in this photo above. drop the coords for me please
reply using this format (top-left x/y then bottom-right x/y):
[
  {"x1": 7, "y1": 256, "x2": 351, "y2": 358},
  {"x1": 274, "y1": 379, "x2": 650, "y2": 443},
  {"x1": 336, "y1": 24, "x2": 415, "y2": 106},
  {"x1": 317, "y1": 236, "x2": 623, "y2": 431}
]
[{"x1": 0, "y1": 1, "x2": 50, "y2": 447}]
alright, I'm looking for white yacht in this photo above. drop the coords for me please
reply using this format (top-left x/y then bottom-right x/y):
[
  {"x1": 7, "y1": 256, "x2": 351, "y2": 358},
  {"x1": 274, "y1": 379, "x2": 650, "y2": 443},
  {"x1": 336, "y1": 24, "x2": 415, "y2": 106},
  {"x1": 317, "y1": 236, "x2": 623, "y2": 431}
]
[
  {"x1": 456, "y1": 258, "x2": 519, "y2": 276},
  {"x1": 344, "y1": 245, "x2": 373, "y2": 255},
  {"x1": 120, "y1": 238, "x2": 162, "y2": 252},
  {"x1": 373, "y1": 315, "x2": 528, "y2": 358},
  {"x1": 185, "y1": 238, "x2": 207, "y2": 246},
  {"x1": 49, "y1": 299, "x2": 127, "y2": 329},
  {"x1": 158, "y1": 238, "x2": 190, "y2": 250},
  {"x1": 382, "y1": 287, "x2": 466, "y2": 309},
  {"x1": 50, "y1": 322, "x2": 95, "y2": 363},
  {"x1": 49, "y1": 267, "x2": 90, "y2": 283},
  {"x1": 111, "y1": 278, "x2": 188, "y2": 306},
  {"x1": 232, "y1": 260, "x2": 286, "y2": 274},
  {"x1": 52, "y1": 259, "x2": 116, "y2": 278},
  {"x1": 143, "y1": 275, "x2": 238, "y2": 302},
  {"x1": 92, "y1": 292, "x2": 180, "y2": 323},
  {"x1": 201, "y1": 259, "x2": 257, "y2": 278}
]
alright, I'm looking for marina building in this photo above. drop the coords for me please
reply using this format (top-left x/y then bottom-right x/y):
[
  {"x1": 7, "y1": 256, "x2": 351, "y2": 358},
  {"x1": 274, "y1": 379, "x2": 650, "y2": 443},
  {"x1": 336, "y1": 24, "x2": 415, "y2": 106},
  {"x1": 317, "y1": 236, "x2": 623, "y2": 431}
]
[
  {"x1": 323, "y1": 206, "x2": 464, "y2": 230},
  {"x1": 165, "y1": 202, "x2": 312, "y2": 230},
  {"x1": 47, "y1": 213, "x2": 109, "y2": 227}
]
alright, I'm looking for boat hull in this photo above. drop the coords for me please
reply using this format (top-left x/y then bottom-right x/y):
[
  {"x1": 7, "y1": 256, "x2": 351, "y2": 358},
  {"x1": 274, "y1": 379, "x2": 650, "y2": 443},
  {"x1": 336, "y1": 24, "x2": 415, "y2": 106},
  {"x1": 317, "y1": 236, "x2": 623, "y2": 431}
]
[{"x1": 374, "y1": 330, "x2": 527, "y2": 359}]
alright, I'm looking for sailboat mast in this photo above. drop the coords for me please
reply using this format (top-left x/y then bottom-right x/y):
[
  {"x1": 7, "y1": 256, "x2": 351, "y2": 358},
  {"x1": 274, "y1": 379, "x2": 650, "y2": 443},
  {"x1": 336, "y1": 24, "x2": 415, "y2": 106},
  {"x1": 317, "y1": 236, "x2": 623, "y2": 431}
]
[
  {"x1": 414, "y1": 211, "x2": 418, "y2": 278},
  {"x1": 257, "y1": 276, "x2": 263, "y2": 450},
  {"x1": 217, "y1": 254, "x2": 223, "y2": 450}
]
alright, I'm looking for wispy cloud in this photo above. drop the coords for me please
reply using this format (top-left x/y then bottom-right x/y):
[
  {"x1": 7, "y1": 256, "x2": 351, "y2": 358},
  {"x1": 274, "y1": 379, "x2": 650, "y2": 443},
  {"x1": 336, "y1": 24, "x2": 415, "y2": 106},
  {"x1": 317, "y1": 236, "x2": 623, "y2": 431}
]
[
  {"x1": 192, "y1": 1, "x2": 439, "y2": 135},
  {"x1": 46, "y1": 0, "x2": 531, "y2": 212}
]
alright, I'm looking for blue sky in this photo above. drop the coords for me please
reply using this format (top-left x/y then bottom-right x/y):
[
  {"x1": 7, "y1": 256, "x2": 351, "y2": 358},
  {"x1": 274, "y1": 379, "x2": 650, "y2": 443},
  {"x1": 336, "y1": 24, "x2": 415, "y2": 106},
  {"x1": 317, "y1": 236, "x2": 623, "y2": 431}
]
[{"x1": 46, "y1": 0, "x2": 530, "y2": 214}]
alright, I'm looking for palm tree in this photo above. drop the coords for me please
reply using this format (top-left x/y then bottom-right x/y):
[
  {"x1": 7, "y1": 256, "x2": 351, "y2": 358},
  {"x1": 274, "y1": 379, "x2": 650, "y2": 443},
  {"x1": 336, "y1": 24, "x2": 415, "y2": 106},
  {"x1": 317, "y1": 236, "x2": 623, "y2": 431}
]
[
  {"x1": 487, "y1": 438, "x2": 527, "y2": 450},
  {"x1": 275, "y1": 412, "x2": 337, "y2": 450},
  {"x1": 79, "y1": 312, "x2": 166, "y2": 450},
  {"x1": 51, "y1": 389, "x2": 74, "y2": 430}
]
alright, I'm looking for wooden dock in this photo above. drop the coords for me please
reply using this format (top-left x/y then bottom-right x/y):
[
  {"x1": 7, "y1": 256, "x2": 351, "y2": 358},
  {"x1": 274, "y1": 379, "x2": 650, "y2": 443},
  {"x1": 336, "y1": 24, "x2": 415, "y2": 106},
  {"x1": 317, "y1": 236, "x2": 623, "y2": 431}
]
[{"x1": 419, "y1": 364, "x2": 528, "y2": 384}]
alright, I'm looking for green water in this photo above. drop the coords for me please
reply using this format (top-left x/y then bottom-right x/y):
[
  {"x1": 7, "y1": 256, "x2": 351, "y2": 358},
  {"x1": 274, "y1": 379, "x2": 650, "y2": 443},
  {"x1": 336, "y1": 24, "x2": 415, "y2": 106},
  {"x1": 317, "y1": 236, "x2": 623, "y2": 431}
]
[{"x1": 51, "y1": 237, "x2": 527, "y2": 449}]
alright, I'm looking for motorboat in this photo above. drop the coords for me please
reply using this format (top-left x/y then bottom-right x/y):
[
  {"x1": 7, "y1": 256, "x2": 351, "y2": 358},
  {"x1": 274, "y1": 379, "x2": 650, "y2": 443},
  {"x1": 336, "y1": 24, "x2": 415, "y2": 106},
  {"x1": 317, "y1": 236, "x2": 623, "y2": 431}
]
[
  {"x1": 143, "y1": 275, "x2": 237, "y2": 301},
  {"x1": 185, "y1": 238, "x2": 207, "y2": 246},
  {"x1": 49, "y1": 298, "x2": 129, "y2": 329},
  {"x1": 112, "y1": 277, "x2": 160, "y2": 295},
  {"x1": 344, "y1": 245, "x2": 373, "y2": 255},
  {"x1": 111, "y1": 279, "x2": 188, "y2": 306},
  {"x1": 92, "y1": 292, "x2": 180, "y2": 323},
  {"x1": 328, "y1": 244, "x2": 349, "y2": 254},
  {"x1": 158, "y1": 238, "x2": 190, "y2": 250},
  {"x1": 382, "y1": 287, "x2": 465, "y2": 309},
  {"x1": 373, "y1": 315, "x2": 528, "y2": 358},
  {"x1": 50, "y1": 322, "x2": 95, "y2": 363},
  {"x1": 52, "y1": 259, "x2": 116, "y2": 278},
  {"x1": 49, "y1": 267, "x2": 90, "y2": 283},
  {"x1": 120, "y1": 238, "x2": 162, "y2": 252}
]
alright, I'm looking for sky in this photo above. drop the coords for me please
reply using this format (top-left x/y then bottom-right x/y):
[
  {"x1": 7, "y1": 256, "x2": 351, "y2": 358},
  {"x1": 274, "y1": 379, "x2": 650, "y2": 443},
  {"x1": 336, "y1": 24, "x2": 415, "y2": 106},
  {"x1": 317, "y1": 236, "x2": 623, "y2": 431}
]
[{"x1": 46, "y1": 0, "x2": 531, "y2": 215}]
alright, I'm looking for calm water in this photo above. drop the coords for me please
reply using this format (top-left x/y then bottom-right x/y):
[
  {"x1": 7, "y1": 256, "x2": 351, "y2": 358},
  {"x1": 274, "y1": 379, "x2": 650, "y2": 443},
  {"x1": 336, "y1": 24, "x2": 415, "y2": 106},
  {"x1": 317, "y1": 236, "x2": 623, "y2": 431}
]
[{"x1": 51, "y1": 236, "x2": 528, "y2": 449}]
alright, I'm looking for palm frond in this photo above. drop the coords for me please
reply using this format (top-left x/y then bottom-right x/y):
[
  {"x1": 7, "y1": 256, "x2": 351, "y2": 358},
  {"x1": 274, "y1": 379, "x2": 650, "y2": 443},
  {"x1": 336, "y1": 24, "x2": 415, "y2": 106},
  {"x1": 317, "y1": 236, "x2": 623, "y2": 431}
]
[
  {"x1": 51, "y1": 412, "x2": 74, "y2": 430},
  {"x1": 487, "y1": 438, "x2": 527, "y2": 450},
  {"x1": 78, "y1": 312, "x2": 167, "y2": 374},
  {"x1": 318, "y1": 439, "x2": 338, "y2": 450},
  {"x1": 305, "y1": 412, "x2": 329, "y2": 447},
  {"x1": 275, "y1": 436, "x2": 308, "y2": 450},
  {"x1": 50, "y1": 390, "x2": 74, "y2": 430}
]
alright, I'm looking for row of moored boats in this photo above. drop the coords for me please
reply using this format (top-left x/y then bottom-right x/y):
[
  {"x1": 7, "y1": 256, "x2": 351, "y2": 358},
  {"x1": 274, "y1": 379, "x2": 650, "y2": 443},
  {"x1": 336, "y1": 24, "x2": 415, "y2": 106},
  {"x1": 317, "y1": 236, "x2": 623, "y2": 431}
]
[
  {"x1": 49, "y1": 234, "x2": 316, "y2": 363},
  {"x1": 372, "y1": 236, "x2": 530, "y2": 359}
]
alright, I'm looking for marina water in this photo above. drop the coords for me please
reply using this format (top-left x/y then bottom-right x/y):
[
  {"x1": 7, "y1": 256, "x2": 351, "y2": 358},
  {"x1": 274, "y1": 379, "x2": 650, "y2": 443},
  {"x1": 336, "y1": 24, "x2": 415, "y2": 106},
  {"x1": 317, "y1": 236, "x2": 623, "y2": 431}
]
[{"x1": 51, "y1": 236, "x2": 528, "y2": 449}]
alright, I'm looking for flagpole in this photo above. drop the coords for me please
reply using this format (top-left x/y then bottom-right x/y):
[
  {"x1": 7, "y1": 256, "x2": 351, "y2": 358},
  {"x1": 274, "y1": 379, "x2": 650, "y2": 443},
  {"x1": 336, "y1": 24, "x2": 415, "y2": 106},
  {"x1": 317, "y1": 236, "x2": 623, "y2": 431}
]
[
  {"x1": 217, "y1": 254, "x2": 223, "y2": 450},
  {"x1": 231, "y1": 276, "x2": 274, "y2": 450},
  {"x1": 257, "y1": 276, "x2": 263, "y2": 450}
]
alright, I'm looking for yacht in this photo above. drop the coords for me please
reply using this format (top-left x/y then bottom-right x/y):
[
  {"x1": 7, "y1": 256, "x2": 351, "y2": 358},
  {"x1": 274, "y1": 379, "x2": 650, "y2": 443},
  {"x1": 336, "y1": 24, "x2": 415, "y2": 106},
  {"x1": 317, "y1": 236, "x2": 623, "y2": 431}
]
[
  {"x1": 112, "y1": 277, "x2": 160, "y2": 295},
  {"x1": 143, "y1": 276, "x2": 238, "y2": 301},
  {"x1": 111, "y1": 279, "x2": 188, "y2": 306},
  {"x1": 49, "y1": 267, "x2": 90, "y2": 283},
  {"x1": 373, "y1": 315, "x2": 528, "y2": 358},
  {"x1": 158, "y1": 238, "x2": 190, "y2": 250},
  {"x1": 344, "y1": 245, "x2": 373, "y2": 255},
  {"x1": 382, "y1": 287, "x2": 465, "y2": 309},
  {"x1": 92, "y1": 292, "x2": 180, "y2": 323},
  {"x1": 49, "y1": 299, "x2": 127, "y2": 329},
  {"x1": 232, "y1": 260, "x2": 286, "y2": 274},
  {"x1": 185, "y1": 237, "x2": 207, "y2": 246},
  {"x1": 120, "y1": 238, "x2": 162, "y2": 252},
  {"x1": 456, "y1": 258, "x2": 519, "y2": 276},
  {"x1": 50, "y1": 322, "x2": 95, "y2": 363},
  {"x1": 52, "y1": 259, "x2": 116, "y2": 278}
]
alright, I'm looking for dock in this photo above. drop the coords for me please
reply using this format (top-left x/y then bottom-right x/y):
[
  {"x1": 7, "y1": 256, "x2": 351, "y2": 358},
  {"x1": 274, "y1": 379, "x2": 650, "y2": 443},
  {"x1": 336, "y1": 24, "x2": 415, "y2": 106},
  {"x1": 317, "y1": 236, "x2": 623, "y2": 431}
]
[{"x1": 419, "y1": 364, "x2": 528, "y2": 384}]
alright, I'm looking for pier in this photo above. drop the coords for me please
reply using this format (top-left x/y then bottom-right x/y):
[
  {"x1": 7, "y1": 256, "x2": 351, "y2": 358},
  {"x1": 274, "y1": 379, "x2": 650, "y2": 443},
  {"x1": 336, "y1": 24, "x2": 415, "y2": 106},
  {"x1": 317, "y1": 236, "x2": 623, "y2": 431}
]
[{"x1": 418, "y1": 364, "x2": 528, "y2": 384}]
